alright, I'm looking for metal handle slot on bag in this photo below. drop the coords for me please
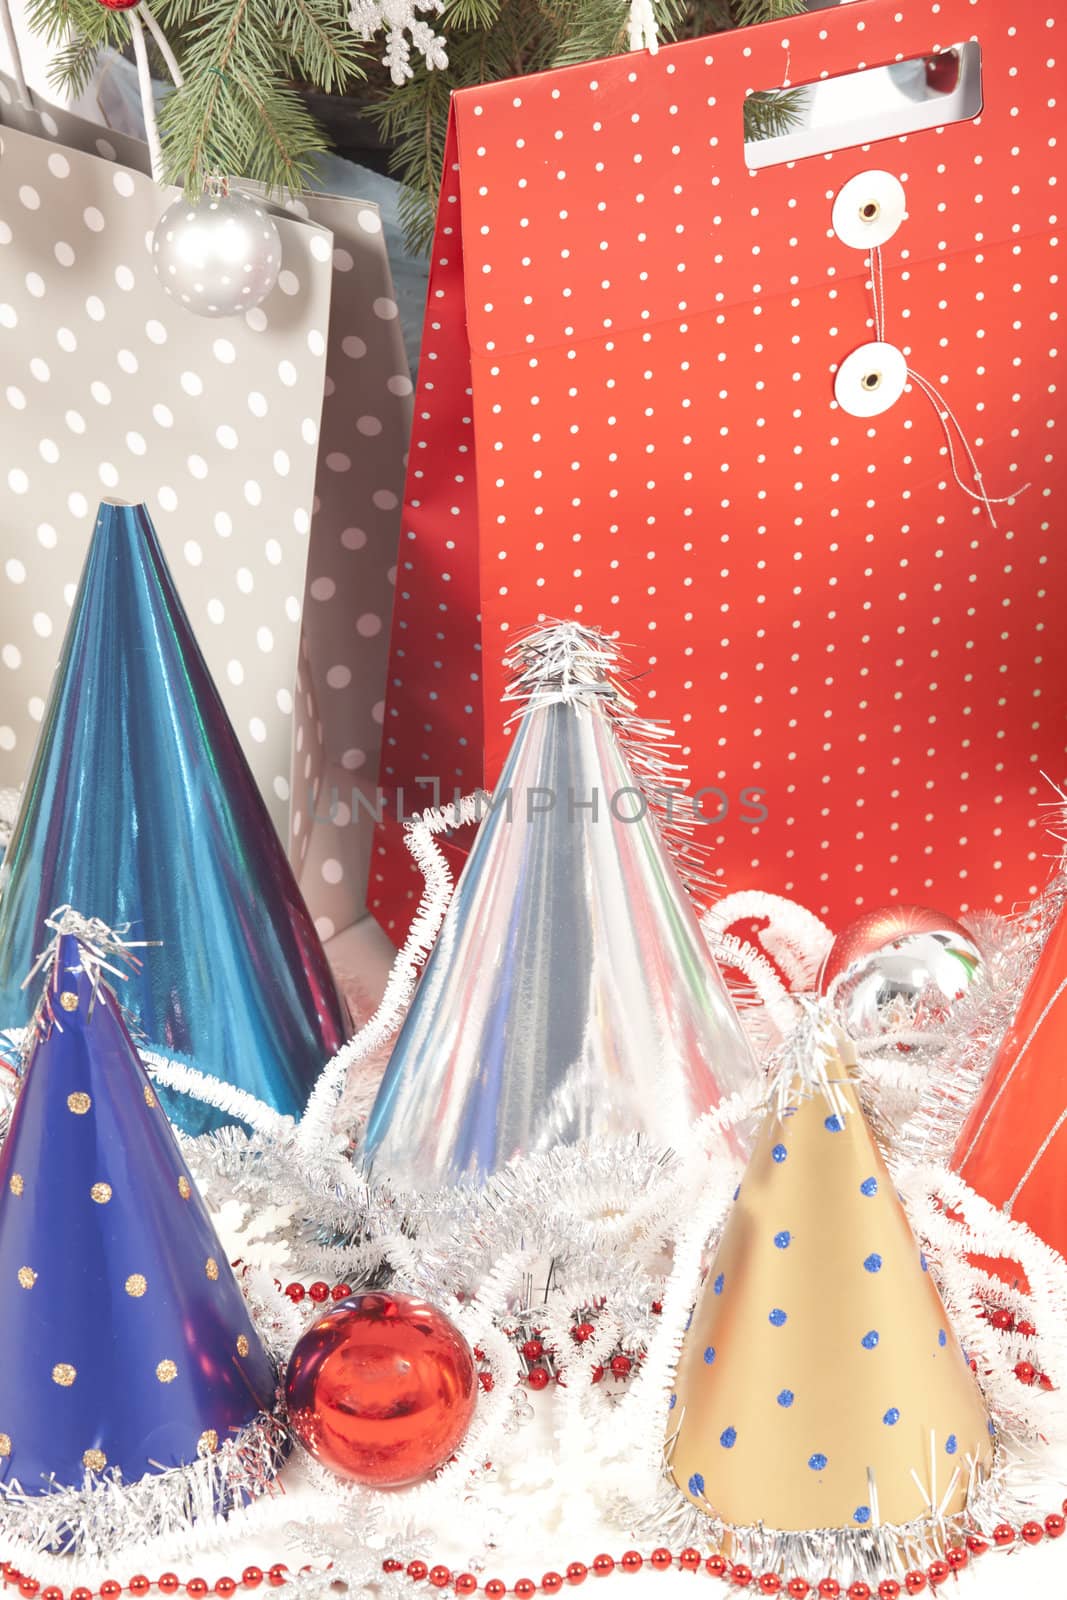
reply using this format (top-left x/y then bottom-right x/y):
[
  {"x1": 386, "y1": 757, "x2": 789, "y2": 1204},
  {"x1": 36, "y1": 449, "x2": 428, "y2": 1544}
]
[{"x1": 743, "y1": 41, "x2": 982, "y2": 169}]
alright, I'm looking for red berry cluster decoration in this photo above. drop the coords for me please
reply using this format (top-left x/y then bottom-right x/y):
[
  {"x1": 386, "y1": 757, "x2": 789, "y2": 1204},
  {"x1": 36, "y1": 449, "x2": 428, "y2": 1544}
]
[
  {"x1": 284, "y1": 1281, "x2": 352, "y2": 1305},
  {"x1": 975, "y1": 1303, "x2": 1055, "y2": 1389},
  {"x1": 281, "y1": 1283, "x2": 648, "y2": 1392}
]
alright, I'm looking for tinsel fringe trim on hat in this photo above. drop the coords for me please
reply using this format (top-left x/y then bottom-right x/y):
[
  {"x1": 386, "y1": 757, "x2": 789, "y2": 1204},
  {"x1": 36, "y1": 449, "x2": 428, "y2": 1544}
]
[
  {"x1": 502, "y1": 621, "x2": 719, "y2": 902},
  {"x1": 4, "y1": 803, "x2": 1067, "y2": 1582},
  {"x1": 178, "y1": 1083, "x2": 1067, "y2": 1592},
  {"x1": 0, "y1": 1410, "x2": 289, "y2": 1570},
  {"x1": 634, "y1": 1476, "x2": 994, "y2": 1591}
]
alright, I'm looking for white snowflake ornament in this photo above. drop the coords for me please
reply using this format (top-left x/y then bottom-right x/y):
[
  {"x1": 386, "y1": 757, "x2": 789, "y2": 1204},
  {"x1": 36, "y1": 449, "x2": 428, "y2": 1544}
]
[{"x1": 349, "y1": 0, "x2": 448, "y2": 85}]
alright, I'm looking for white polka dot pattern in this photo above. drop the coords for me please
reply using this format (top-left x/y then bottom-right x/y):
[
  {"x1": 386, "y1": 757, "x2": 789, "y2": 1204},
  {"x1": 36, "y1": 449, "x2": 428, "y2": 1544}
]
[
  {"x1": 0, "y1": 108, "x2": 330, "y2": 847},
  {"x1": 372, "y1": 0, "x2": 1064, "y2": 937},
  {"x1": 280, "y1": 188, "x2": 411, "y2": 936}
]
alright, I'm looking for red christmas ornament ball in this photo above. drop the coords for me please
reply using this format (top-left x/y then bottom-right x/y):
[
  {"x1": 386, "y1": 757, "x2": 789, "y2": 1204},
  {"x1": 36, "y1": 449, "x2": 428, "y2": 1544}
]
[
  {"x1": 94, "y1": 0, "x2": 142, "y2": 9},
  {"x1": 285, "y1": 1291, "x2": 477, "y2": 1487}
]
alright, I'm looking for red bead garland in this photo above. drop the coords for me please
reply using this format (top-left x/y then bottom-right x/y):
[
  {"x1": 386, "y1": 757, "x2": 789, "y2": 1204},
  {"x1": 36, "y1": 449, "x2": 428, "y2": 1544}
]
[
  {"x1": 5, "y1": 1491, "x2": 1067, "y2": 1600},
  {"x1": 0, "y1": 1562, "x2": 311, "y2": 1600}
]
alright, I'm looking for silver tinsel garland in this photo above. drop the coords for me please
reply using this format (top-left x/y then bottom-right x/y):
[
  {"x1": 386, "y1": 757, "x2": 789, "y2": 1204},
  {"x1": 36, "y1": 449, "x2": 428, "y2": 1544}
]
[{"x1": 1, "y1": 818, "x2": 1066, "y2": 1586}]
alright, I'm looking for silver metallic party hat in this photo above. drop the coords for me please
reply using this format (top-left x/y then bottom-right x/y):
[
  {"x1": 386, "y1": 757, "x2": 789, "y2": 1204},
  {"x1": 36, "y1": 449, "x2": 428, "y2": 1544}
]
[{"x1": 364, "y1": 622, "x2": 757, "y2": 1190}]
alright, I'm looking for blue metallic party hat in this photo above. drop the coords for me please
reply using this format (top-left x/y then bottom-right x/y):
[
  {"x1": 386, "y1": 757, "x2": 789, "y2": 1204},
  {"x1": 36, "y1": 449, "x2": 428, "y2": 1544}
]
[
  {"x1": 0, "y1": 500, "x2": 349, "y2": 1134},
  {"x1": 364, "y1": 622, "x2": 757, "y2": 1190},
  {"x1": 0, "y1": 922, "x2": 278, "y2": 1504}
]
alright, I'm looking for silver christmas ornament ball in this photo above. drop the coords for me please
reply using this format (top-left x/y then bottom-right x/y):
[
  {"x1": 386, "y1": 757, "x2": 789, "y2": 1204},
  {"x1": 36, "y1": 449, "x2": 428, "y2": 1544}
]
[
  {"x1": 152, "y1": 187, "x2": 281, "y2": 318},
  {"x1": 819, "y1": 903, "x2": 982, "y2": 1042}
]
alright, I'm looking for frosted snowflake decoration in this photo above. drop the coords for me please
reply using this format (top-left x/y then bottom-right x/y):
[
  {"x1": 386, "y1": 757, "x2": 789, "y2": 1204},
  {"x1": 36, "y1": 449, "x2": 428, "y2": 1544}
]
[
  {"x1": 349, "y1": 0, "x2": 449, "y2": 86},
  {"x1": 210, "y1": 1198, "x2": 294, "y2": 1273},
  {"x1": 627, "y1": 0, "x2": 659, "y2": 53}
]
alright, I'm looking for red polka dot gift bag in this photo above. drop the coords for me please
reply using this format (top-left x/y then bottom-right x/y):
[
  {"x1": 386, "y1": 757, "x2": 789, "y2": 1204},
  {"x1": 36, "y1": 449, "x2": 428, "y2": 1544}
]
[{"x1": 372, "y1": 0, "x2": 1065, "y2": 941}]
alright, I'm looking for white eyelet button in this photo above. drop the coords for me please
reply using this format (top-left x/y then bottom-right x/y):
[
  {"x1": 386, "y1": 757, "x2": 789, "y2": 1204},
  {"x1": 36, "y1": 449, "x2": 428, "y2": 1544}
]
[
  {"x1": 834, "y1": 341, "x2": 908, "y2": 417},
  {"x1": 832, "y1": 171, "x2": 907, "y2": 249}
]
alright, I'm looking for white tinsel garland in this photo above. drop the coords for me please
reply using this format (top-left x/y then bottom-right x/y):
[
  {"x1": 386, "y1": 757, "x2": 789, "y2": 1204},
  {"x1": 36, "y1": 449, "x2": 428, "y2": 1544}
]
[{"x1": 2, "y1": 819, "x2": 1067, "y2": 1587}]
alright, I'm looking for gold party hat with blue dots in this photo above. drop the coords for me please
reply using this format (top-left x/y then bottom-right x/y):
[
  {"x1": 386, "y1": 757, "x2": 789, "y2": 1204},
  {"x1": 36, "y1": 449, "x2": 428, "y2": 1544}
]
[{"x1": 667, "y1": 1020, "x2": 992, "y2": 1538}]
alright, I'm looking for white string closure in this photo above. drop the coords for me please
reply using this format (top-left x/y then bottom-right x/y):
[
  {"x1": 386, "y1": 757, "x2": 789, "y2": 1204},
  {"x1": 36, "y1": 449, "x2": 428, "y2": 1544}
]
[{"x1": 867, "y1": 243, "x2": 1029, "y2": 529}]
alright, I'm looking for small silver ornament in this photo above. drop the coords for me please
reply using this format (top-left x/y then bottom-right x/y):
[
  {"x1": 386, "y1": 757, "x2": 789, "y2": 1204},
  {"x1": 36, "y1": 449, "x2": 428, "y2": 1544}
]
[
  {"x1": 152, "y1": 183, "x2": 281, "y2": 318},
  {"x1": 819, "y1": 903, "x2": 982, "y2": 1042}
]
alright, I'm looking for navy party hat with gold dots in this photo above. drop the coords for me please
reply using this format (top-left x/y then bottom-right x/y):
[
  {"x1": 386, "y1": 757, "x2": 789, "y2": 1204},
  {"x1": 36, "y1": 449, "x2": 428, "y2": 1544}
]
[
  {"x1": 0, "y1": 913, "x2": 278, "y2": 1504},
  {"x1": 667, "y1": 1014, "x2": 992, "y2": 1552}
]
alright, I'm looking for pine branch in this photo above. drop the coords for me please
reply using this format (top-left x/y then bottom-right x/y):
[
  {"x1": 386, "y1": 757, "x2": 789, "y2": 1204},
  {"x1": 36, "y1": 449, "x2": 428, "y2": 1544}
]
[
  {"x1": 26, "y1": 0, "x2": 805, "y2": 221},
  {"x1": 441, "y1": 0, "x2": 502, "y2": 31},
  {"x1": 744, "y1": 85, "x2": 804, "y2": 140},
  {"x1": 24, "y1": 0, "x2": 90, "y2": 46},
  {"x1": 233, "y1": 73, "x2": 325, "y2": 187},
  {"x1": 154, "y1": 0, "x2": 330, "y2": 191},
  {"x1": 275, "y1": 0, "x2": 367, "y2": 93},
  {"x1": 731, "y1": 0, "x2": 806, "y2": 23},
  {"x1": 26, "y1": 0, "x2": 130, "y2": 92},
  {"x1": 544, "y1": 0, "x2": 630, "y2": 69},
  {"x1": 369, "y1": 0, "x2": 807, "y2": 253},
  {"x1": 46, "y1": 31, "x2": 101, "y2": 96}
]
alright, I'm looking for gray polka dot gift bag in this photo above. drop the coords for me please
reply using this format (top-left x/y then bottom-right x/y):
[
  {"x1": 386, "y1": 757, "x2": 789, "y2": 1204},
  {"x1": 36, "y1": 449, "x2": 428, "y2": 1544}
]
[{"x1": 0, "y1": 56, "x2": 411, "y2": 947}]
